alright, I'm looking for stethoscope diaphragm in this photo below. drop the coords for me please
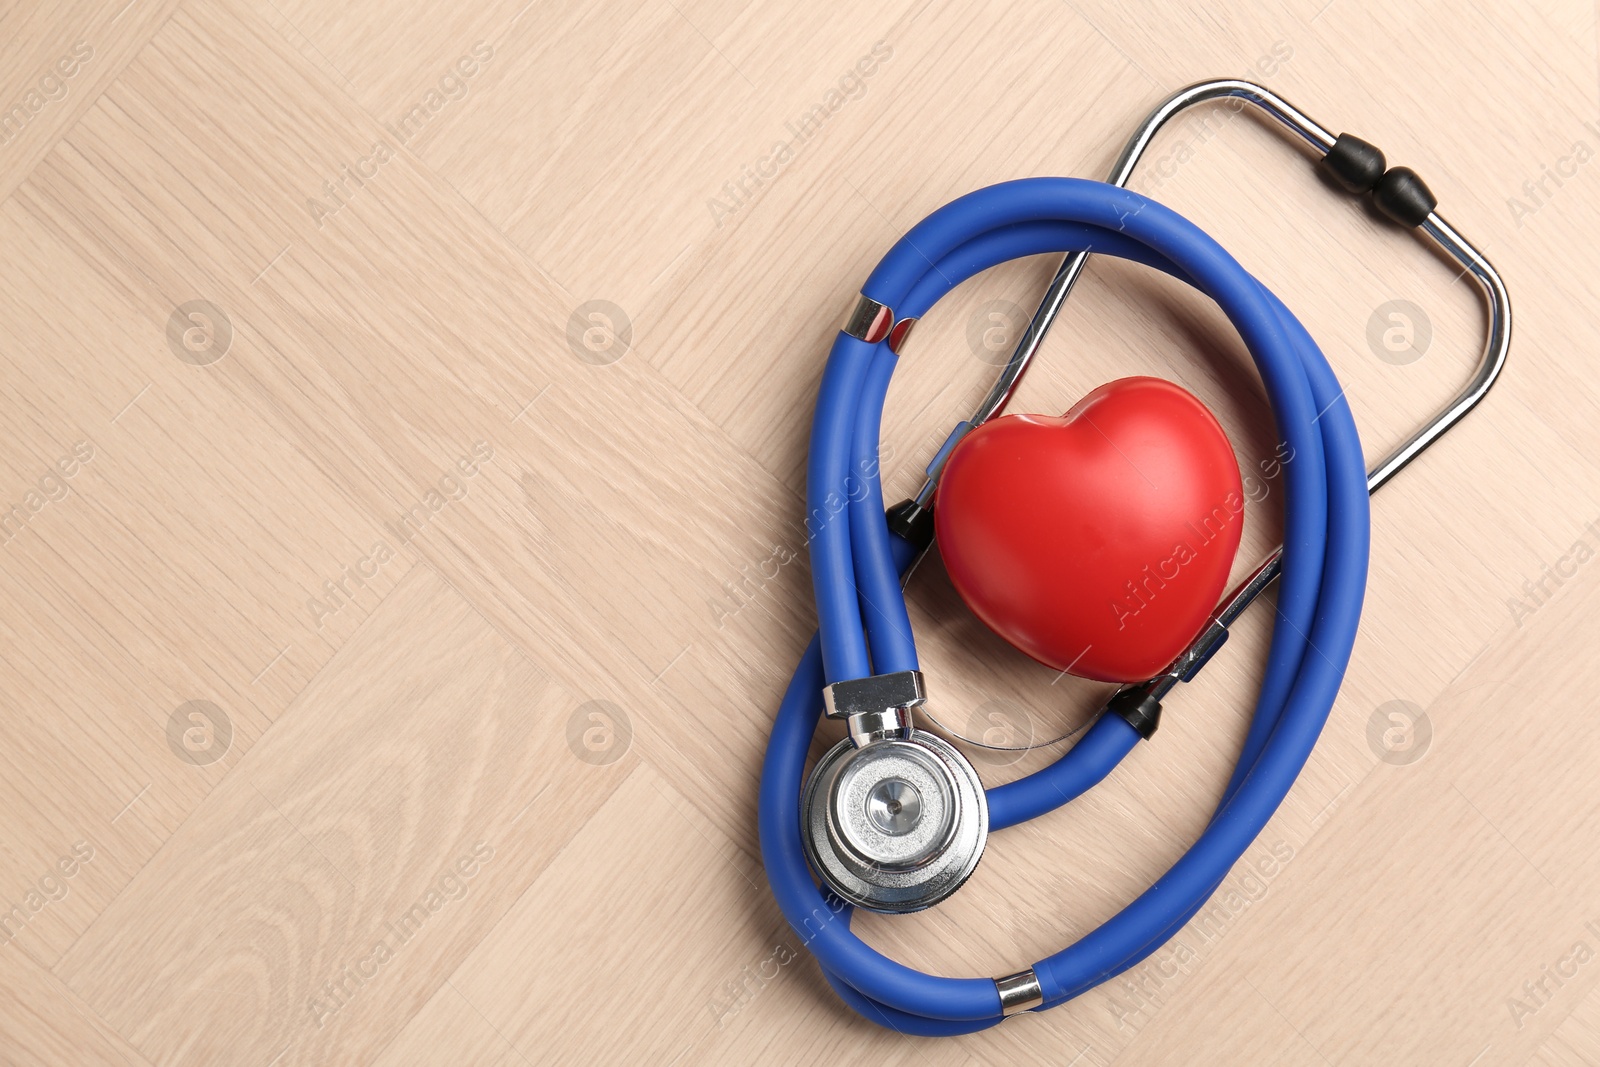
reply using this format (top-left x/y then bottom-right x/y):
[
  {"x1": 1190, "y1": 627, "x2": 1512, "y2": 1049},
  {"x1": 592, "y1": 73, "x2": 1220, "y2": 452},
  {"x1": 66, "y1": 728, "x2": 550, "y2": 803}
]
[{"x1": 801, "y1": 726, "x2": 987, "y2": 913}]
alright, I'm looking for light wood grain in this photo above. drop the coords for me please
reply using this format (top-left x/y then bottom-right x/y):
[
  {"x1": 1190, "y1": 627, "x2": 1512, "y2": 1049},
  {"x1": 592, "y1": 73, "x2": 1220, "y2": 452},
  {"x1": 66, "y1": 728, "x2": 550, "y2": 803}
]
[
  {"x1": 0, "y1": 0, "x2": 183, "y2": 201},
  {"x1": 0, "y1": 947, "x2": 151, "y2": 1066},
  {"x1": 2, "y1": 0, "x2": 1598, "y2": 1063},
  {"x1": 56, "y1": 566, "x2": 629, "y2": 1066}
]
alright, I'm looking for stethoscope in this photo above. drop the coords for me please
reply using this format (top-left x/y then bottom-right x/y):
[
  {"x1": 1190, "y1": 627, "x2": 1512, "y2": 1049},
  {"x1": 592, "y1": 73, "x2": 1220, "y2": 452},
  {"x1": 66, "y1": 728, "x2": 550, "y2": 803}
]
[{"x1": 757, "y1": 79, "x2": 1511, "y2": 1034}]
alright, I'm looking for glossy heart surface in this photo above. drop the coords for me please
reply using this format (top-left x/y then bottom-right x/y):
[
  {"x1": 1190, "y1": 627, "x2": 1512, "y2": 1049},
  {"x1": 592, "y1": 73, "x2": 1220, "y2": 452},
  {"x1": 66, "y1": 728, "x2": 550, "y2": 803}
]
[{"x1": 934, "y1": 376, "x2": 1244, "y2": 683}]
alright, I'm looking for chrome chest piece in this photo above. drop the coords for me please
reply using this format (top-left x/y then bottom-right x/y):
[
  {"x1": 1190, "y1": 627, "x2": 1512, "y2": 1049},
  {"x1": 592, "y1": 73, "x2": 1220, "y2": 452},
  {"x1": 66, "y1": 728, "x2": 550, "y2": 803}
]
[{"x1": 801, "y1": 671, "x2": 988, "y2": 913}]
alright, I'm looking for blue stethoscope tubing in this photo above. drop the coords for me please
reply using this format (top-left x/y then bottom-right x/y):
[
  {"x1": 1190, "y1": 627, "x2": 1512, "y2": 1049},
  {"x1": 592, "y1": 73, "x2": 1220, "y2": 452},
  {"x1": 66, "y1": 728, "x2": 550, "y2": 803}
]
[{"x1": 757, "y1": 177, "x2": 1370, "y2": 1035}]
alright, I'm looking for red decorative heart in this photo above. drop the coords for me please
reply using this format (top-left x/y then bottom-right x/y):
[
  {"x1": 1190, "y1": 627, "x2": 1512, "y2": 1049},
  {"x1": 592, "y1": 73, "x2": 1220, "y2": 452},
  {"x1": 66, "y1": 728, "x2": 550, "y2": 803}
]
[{"x1": 934, "y1": 376, "x2": 1244, "y2": 683}]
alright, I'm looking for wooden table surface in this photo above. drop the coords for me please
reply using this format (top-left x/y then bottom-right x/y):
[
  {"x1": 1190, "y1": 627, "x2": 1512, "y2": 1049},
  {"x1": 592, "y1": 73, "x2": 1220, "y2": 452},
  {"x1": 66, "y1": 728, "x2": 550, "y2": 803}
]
[{"x1": 2, "y1": 0, "x2": 1597, "y2": 1063}]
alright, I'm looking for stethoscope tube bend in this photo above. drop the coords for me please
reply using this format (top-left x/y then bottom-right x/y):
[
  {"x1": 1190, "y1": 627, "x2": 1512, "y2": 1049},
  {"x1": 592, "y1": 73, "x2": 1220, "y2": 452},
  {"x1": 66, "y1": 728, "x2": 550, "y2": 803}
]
[
  {"x1": 760, "y1": 177, "x2": 1369, "y2": 1033},
  {"x1": 759, "y1": 79, "x2": 1510, "y2": 1035}
]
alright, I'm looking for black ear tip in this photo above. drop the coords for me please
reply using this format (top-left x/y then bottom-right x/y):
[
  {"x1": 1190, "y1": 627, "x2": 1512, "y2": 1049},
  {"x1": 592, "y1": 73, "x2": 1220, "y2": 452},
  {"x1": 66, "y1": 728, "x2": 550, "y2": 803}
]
[
  {"x1": 1319, "y1": 132, "x2": 1387, "y2": 194},
  {"x1": 1318, "y1": 135, "x2": 1437, "y2": 228},
  {"x1": 1373, "y1": 166, "x2": 1438, "y2": 228}
]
